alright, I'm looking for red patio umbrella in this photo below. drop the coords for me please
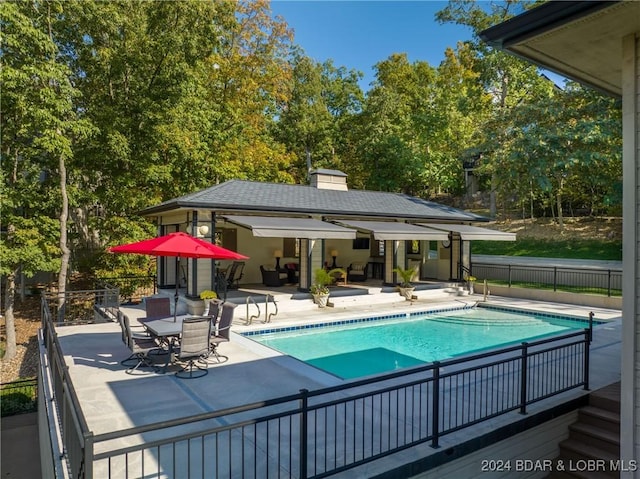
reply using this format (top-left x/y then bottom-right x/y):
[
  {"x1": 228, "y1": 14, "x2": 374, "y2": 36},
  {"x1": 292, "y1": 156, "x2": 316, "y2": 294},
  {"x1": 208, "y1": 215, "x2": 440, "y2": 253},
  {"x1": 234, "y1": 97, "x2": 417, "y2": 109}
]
[{"x1": 109, "y1": 232, "x2": 249, "y2": 320}]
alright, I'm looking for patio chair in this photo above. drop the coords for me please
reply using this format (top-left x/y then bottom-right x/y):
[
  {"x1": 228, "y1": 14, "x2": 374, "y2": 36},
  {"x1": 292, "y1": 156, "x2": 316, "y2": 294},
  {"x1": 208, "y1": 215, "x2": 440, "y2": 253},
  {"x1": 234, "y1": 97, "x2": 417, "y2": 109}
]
[
  {"x1": 260, "y1": 265, "x2": 287, "y2": 287},
  {"x1": 214, "y1": 269, "x2": 229, "y2": 301},
  {"x1": 285, "y1": 262, "x2": 299, "y2": 284},
  {"x1": 122, "y1": 313, "x2": 161, "y2": 374},
  {"x1": 174, "y1": 317, "x2": 212, "y2": 379},
  {"x1": 347, "y1": 262, "x2": 368, "y2": 282},
  {"x1": 144, "y1": 296, "x2": 171, "y2": 320},
  {"x1": 226, "y1": 261, "x2": 245, "y2": 290},
  {"x1": 206, "y1": 298, "x2": 224, "y2": 324},
  {"x1": 208, "y1": 301, "x2": 237, "y2": 363}
]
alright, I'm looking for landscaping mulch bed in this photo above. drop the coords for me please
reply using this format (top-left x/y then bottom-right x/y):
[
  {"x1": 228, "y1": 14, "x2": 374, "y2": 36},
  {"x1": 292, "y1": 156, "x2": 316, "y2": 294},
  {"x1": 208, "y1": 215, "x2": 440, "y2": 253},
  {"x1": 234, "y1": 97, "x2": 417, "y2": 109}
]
[{"x1": 1, "y1": 297, "x2": 42, "y2": 383}]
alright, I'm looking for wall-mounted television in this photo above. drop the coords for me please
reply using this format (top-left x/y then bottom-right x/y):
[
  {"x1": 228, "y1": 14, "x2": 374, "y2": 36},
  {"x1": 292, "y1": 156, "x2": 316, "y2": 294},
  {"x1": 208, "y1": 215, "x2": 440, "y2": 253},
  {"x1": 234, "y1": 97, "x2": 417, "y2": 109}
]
[{"x1": 352, "y1": 237, "x2": 370, "y2": 250}]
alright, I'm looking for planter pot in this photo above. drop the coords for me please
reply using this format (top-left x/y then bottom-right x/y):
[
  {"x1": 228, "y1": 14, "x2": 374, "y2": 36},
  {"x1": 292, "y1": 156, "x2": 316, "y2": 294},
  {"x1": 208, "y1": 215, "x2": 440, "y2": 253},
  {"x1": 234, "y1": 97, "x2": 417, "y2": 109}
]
[
  {"x1": 398, "y1": 287, "x2": 415, "y2": 301},
  {"x1": 313, "y1": 293, "x2": 330, "y2": 308},
  {"x1": 468, "y1": 283, "x2": 474, "y2": 295}
]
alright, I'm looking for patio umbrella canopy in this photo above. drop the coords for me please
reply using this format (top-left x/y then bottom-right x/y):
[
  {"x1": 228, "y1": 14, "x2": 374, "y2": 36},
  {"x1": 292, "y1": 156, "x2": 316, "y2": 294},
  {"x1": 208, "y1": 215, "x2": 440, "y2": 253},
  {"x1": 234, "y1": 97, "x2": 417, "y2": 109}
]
[{"x1": 109, "y1": 232, "x2": 249, "y2": 320}]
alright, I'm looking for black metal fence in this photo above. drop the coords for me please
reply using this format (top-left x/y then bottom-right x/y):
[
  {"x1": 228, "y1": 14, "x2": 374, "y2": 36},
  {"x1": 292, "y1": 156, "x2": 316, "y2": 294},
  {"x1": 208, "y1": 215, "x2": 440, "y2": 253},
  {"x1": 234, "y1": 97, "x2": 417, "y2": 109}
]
[
  {"x1": 40, "y1": 291, "x2": 592, "y2": 479},
  {"x1": 95, "y1": 275, "x2": 156, "y2": 304},
  {"x1": 472, "y1": 262, "x2": 622, "y2": 297},
  {"x1": 0, "y1": 378, "x2": 38, "y2": 416},
  {"x1": 43, "y1": 288, "x2": 120, "y2": 326}
]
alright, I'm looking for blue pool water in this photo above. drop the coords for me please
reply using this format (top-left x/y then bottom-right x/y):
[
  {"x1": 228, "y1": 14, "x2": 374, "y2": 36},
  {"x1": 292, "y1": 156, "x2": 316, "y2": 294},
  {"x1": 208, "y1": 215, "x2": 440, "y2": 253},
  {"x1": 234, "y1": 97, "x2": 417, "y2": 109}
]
[{"x1": 248, "y1": 307, "x2": 594, "y2": 379}]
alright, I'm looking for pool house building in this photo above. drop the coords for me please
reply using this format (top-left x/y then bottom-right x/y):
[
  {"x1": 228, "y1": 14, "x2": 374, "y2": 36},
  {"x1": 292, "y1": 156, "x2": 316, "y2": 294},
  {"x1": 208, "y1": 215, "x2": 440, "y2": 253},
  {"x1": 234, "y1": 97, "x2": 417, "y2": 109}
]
[{"x1": 139, "y1": 168, "x2": 514, "y2": 309}]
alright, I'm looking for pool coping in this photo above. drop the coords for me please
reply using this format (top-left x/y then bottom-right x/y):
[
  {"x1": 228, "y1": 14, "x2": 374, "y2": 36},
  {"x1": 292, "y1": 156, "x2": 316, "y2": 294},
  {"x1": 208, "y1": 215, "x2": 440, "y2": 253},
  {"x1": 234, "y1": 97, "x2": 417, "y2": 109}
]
[{"x1": 240, "y1": 301, "x2": 608, "y2": 338}]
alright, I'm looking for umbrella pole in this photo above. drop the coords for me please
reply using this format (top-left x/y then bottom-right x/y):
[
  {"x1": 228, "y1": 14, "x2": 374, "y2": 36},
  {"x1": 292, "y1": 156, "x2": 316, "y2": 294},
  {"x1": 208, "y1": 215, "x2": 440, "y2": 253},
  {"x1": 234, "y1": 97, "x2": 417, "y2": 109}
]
[{"x1": 174, "y1": 257, "x2": 180, "y2": 322}]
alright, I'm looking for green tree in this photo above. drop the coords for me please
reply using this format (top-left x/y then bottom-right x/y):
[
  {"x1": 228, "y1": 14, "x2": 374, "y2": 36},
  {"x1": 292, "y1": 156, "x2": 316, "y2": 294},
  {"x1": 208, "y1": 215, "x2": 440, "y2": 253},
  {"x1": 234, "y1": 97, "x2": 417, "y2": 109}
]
[
  {"x1": 437, "y1": 0, "x2": 551, "y2": 215},
  {"x1": 357, "y1": 53, "x2": 436, "y2": 193},
  {"x1": 1, "y1": 1, "x2": 89, "y2": 358},
  {"x1": 421, "y1": 43, "x2": 492, "y2": 196},
  {"x1": 273, "y1": 53, "x2": 363, "y2": 182},
  {"x1": 506, "y1": 83, "x2": 622, "y2": 226},
  {"x1": 52, "y1": 0, "x2": 297, "y2": 256}
]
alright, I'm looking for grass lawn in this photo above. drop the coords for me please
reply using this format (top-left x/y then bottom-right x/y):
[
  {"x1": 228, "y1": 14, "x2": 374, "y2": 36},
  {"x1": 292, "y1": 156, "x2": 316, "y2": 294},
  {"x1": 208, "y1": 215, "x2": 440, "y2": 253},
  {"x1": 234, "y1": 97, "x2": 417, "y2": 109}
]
[{"x1": 471, "y1": 238, "x2": 622, "y2": 261}]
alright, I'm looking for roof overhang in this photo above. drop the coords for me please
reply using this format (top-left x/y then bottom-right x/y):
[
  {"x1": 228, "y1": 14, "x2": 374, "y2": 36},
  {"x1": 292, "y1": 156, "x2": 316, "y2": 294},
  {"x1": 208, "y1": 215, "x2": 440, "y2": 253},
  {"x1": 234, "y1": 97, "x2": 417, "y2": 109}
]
[
  {"x1": 222, "y1": 216, "x2": 356, "y2": 239},
  {"x1": 418, "y1": 223, "x2": 516, "y2": 242},
  {"x1": 336, "y1": 220, "x2": 449, "y2": 241},
  {"x1": 480, "y1": 1, "x2": 636, "y2": 97}
]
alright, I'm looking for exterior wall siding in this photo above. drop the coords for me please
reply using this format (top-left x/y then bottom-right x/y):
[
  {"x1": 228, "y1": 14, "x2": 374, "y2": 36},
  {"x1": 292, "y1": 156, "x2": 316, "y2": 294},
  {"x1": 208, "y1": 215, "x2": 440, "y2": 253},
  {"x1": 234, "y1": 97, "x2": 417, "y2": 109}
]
[{"x1": 621, "y1": 33, "x2": 640, "y2": 475}]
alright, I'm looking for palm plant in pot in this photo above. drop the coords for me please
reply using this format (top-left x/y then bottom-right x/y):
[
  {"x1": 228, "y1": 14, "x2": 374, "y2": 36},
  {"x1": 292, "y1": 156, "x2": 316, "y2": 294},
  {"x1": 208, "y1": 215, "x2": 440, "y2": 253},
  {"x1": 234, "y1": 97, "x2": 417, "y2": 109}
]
[
  {"x1": 310, "y1": 268, "x2": 346, "y2": 308},
  {"x1": 393, "y1": 266, "x2": 416, "y2": 301}
]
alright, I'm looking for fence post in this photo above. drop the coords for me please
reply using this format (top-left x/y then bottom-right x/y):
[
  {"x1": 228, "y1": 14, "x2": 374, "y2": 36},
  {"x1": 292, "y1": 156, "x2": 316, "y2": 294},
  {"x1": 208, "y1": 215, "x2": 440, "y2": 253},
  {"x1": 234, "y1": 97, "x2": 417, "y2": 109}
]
[
  {"x1": 83, "y1": 431, "x2": 94, "y2": 479},
  {"x1": 431, "y1": 362, "x2": 441, "y2": 448},
  {"x1": 553, "y1": 267, "x2": 557, "y2": 292},
  {"x1": 508, "y1": 265, "x2": 512, "y2": 288},
  {"x1": 583, "y1": 330, "x2": 590, "y2": 391},
  {"x1": 607, "y1": 270, "x2": 611, "y2": 297},
  {"x1": 299, "y1": 388, "x2": 309, "y2": 479},
  {"x1": 520, "y1": 342, "x2": 528, "y2": 414},
  {"x1": 588, "y1": 311, "x2": 594, "y2": 344}
]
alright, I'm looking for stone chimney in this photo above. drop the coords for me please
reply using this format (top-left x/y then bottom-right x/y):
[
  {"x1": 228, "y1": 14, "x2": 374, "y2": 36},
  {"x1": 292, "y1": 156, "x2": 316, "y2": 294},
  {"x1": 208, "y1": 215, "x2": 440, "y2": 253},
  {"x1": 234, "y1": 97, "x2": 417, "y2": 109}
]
[{"x1": 310, "y1": 168, "x2": 348, "y2": 191}]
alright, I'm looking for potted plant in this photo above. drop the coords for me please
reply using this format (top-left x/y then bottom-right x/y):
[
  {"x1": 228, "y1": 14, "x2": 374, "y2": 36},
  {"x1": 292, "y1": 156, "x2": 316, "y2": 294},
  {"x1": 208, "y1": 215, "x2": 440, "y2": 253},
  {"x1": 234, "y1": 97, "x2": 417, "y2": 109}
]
[
  {"x1": 199, "y1": 290, "x2": 218, "y2": 315},
  {"x1": 310, "y1": 268, "x2": 345, "y2": 308},
  {"x1": 393, "y1": 267, "x2": 416, "y2": 301}
]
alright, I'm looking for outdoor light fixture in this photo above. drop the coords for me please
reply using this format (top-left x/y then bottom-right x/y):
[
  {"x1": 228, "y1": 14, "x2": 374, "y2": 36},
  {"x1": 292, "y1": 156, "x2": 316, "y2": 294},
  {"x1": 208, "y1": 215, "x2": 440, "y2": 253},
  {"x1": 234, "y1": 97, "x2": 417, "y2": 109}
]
[
  {"x1": 330, "y1": 249, "x2": 338, "y2": 268},
  {"x1": 198, "y1": 224, "x2": 210, "y2": 237},
  {"x1": 274, "y1": 249, "x2": 283, "y2": 269}
]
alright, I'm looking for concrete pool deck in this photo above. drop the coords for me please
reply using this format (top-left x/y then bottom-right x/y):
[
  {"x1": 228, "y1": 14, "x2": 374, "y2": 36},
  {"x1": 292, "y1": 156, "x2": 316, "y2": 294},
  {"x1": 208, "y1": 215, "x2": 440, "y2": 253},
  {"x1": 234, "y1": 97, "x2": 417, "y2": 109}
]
[{"x1": 52, "y1": 295, "x2": 622, "y2": 477}]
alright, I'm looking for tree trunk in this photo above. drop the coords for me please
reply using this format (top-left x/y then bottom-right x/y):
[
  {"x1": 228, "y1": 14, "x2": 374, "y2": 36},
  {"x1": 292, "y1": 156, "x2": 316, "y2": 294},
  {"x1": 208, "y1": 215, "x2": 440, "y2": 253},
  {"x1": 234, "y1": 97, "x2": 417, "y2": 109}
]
[
  {"x1": 556, "y1": 175, "x2": 564, "y2": 232},
  {"x1": 71, "y1": 206, "x2": 100, "y2": 250},
  {"x1": 489, "y1": 172, "x2": 497, "y2": 218},
  {"x1": 58, "y1": 151, "x2": 70, "y2": 315},
  {"x1": 3, "y1": 272, "x2": 18, "y2": 361},
  {"x1": 556, "y1": 191, "x2": 564, "y2": 231},
  {"x1": 530, "y1": 181, "x2": 535, "y2": 220}
]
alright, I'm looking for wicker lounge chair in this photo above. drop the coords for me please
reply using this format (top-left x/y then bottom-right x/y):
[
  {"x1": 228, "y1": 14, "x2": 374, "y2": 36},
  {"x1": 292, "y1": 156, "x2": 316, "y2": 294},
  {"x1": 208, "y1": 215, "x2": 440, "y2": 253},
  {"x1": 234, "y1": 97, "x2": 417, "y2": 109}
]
[
  {"x1": 260, "y1": 265, "x2": 287, "y2": 286},
  {"x1": 347, "y1": 262, "x2": 368, "y2": 282}
]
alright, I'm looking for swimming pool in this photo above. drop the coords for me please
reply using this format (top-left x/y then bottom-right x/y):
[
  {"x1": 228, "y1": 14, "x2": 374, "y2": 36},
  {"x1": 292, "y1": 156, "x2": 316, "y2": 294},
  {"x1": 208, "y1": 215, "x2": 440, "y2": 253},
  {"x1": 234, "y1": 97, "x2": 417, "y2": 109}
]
[{"x1": 245, "y1": 306, "x2": 598, "y2": 379}]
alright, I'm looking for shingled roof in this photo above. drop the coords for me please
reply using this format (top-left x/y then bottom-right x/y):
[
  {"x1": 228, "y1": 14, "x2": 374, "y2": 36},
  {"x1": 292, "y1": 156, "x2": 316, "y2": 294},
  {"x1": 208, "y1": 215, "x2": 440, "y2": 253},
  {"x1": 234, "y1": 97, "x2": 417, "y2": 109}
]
[{"x1": 141, "y1": 180, "x2": 485, "y2": 222}]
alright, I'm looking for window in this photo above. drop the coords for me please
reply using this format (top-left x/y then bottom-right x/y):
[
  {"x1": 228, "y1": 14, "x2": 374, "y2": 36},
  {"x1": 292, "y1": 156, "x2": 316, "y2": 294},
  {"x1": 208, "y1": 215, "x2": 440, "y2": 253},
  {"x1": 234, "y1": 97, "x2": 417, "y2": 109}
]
[
  {"x1": 215, "y1": 228, "x2": 237, "y2": 251},
  {"x1": 370, "y1": 240, "x2": 385, "y2": 257},
  {"x1": 283, "y1": 238, "x2": 299, "y2": 258},
  {"x1": 428, "y1": 240, "x2": 438, "y2": 259},
  {"x1": 352, "y1": 237, "x2": 370, "y2": 249}
]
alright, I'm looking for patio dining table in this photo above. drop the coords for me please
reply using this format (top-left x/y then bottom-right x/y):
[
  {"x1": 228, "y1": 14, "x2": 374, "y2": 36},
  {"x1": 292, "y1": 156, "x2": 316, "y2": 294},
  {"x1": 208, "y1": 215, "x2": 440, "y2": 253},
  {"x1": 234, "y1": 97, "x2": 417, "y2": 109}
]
[
  {"x1": 140, "y1": 315, "x2": 191, "y2": 338},
  {"x1": 138, "y1": 315, "x2": 192, "y2": 372}
]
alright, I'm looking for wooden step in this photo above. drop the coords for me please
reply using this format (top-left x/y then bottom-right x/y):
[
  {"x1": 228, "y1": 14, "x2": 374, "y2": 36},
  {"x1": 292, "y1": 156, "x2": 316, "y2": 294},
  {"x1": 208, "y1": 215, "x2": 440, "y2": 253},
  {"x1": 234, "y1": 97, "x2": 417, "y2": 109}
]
[
  {"x1": 588, "y1": 383, "x2": 620, "y2": 414},
  {"x1": 559, "y1": 438, "x2": 619, "y2": 464},
  {"x1": 578, "y1": 406, "x2": 620, "y2": 433},
  {"x1": 569, "y1": 422, "x2": 619, "y2": 454}
]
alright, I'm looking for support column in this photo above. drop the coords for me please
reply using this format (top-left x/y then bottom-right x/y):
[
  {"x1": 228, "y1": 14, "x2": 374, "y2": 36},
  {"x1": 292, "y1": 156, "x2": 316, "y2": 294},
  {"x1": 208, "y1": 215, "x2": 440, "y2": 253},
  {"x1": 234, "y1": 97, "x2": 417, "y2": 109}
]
[
  {"x1": 299, "y1": 239, "x2": 322, "y2": 291},
  {"x1": 621, "y1": 33, "x2": 639, "y2": 470},
  {"x1": 189, "y1": 211, "x2": 198, "y2": 297}
]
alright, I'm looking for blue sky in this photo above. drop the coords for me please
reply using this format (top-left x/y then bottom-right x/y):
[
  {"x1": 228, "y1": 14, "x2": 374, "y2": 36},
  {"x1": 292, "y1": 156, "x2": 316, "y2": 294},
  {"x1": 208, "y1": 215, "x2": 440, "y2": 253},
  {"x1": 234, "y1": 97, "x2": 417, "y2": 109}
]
[{"x1": 270, "y1": 1, "x2": 476, "y2": 91}]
